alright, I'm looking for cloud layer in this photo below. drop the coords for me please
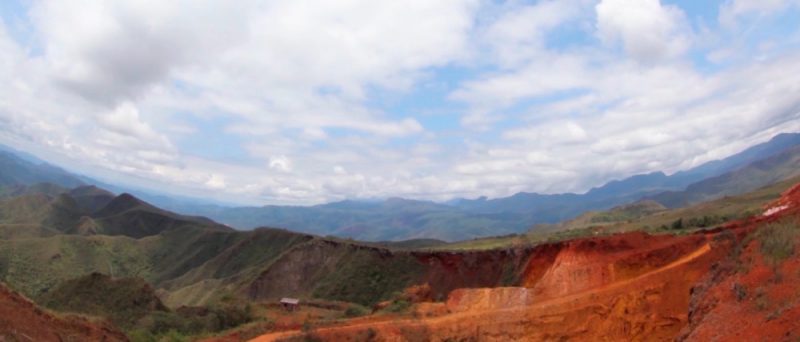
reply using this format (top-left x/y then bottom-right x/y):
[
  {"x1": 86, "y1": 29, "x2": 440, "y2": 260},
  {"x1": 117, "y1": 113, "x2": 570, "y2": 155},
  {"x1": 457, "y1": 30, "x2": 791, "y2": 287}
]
[{"x1": 1, "y1": 0, "x2": 799, "y2": 204}]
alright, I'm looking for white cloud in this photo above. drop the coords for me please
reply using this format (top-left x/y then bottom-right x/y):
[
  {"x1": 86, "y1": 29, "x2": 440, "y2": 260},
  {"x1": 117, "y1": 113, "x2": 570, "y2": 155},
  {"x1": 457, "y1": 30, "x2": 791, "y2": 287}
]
[
  {"x1": 268, "y1": 156, "x2": 292, "y2": 173},
  {"x1": 205, "y1": 174, "x2": 226, "y2": 190},
  {"x1": 31, "y1": 0, "x2": 248, "y2": 105},
  {"x1": 596, "y1": 0, "x2": 691, "y2": 63},
  {"x1": 478, "y1": 0, "x2": 588, "y2": 67},
  {"x1": 97, "y1": 102, "x2": 172, "y2": 150},
  {"x1": 504, "y1": 120, "x2": 589, "y2": 144},
  {"x1": 0, "y1": 1, "x2": 799, "y2": 205},
  {"x1": 719, "y1": 0, "x2": 800, "y2": 27}
]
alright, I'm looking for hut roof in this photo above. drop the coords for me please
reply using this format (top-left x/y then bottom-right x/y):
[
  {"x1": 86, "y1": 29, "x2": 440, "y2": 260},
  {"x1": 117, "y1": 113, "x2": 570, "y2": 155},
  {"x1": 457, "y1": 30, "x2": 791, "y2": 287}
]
[{"x1": 280, "y1": 297, "x2": 300, "y2": 305}]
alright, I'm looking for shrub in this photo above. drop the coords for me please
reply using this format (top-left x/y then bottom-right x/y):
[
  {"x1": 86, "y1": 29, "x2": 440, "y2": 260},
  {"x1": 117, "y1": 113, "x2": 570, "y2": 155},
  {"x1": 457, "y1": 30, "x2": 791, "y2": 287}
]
[
  {"x1": 127, "y1": 329, "x2": 156, "y2": 342},
  {"x1": 133, "y1": 304, "x2": 254, "y2": 337},
  {"x1": 714, "y1": 229, "x2": 735, "y2": 244},
  {"x1": 302, "y1": 319, "x2": 314, "y2": 333},
  {"x1": 755, "y1": 288, "x2": 769, "y2": 311},
  {"x1": 767, "y1": 309, "x2": 782, "y2": 321},
  {"x1": 159, "y1": 330, "x2": 189, "y2": 342},
  {"x1": 344, "y1": 305, "x2": 369, "y2": 318},
  {"x1": 732, "y1": 283, "x2": 747, "y2": 302},
  {"x1": 757, "y1": 218, "x2": 799, "y2": 265},
  {"x1": 385, "y1": 299, "x2": 411, "y2": 313}
]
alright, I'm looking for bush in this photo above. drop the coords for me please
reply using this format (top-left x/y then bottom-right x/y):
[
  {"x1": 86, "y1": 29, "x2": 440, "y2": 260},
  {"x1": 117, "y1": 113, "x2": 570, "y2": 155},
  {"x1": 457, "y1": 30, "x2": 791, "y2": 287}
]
[
  {"x1": 757, "y1": 218, "x2": 799, "y2": 265},
  {"x1": 302, "y1": 319, "x2": 314, "y2": 333},
  {"x1": 127, "y1": 329, "x2": 156, "y2": 342},
  {"x1": 671, "y1": 218, "x2": 684, "y2": 230},
  {"x1": 385, "y1": 299, "x2": 411, "y2": 313},
  {"x1": 344, "y1": 305, "x2": 369, "y2": 318},
  {"x1": 755, "y1": 288, "x2": 769, "y2": 311},
  {"x1": 732, "y1": 283, "x2": 747, "y2": 302},
  {"x1": 686, "y1": 215, "x2": 725, "y2": 228},
  {"x1": 159, "y1": 330, "x2": 189, "y2": 342},
  {"x1": 134, "y1": 304, "x2": 254, "y2": 337}
]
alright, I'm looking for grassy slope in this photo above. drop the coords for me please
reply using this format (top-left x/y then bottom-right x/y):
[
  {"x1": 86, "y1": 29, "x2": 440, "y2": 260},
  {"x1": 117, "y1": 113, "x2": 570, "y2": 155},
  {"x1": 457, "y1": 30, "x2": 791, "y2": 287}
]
[
  {"x1": 0, "y1": 234, "x2": 150, "y2": 297},
  {"x1": 39, "y1": 272, "x2": 168, "y2": 328}
]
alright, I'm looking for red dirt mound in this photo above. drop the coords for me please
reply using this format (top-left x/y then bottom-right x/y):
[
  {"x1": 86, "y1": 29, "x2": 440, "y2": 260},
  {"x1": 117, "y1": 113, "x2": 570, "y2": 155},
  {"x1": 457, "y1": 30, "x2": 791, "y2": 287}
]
[{"x1": 0, "y1": 282, "x2": 127, "y2": 342}]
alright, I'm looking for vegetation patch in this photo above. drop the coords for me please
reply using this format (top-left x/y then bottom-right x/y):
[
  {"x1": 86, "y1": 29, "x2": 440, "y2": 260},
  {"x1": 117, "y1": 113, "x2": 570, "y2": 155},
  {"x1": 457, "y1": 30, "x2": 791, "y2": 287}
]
[
  {"x1": 344, "y1": 304, "x2": 370, "y2": 317},
  {"x1": 756, "y1": 218, "x2": 800, "y2": 265},
  {"x1": 312, "y1": 249, "x2": 425, "y2": 306},
  {"x1": 660, "y1": 215, "x2": 732, "y2": 231},
  {"x1": 38, "y1": 272, "x2": 254, "y2": 340},
  {"x1": 39, "y1": 272, "x2": 168, "y2": 328}
]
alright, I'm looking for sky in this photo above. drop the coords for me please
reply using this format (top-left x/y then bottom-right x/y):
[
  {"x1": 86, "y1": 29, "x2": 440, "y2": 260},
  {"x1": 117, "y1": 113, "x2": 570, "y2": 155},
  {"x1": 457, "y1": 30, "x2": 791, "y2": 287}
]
[{"x1": 0, "y1": 0, "x2": 800, "y2": 205}]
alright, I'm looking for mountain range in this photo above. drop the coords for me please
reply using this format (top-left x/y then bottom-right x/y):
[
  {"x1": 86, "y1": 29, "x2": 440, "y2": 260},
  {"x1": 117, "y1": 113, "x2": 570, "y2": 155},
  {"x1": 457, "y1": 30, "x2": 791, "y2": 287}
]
[
  {"x1": 157, "y1": 132, "x2": 800, "y2": 241},
  {"x1": 2, "y1": 132, "x2": 800, "y2": 340},
  {"x1": 2, "y1": 132, "x2": 800, "y2": 241}
]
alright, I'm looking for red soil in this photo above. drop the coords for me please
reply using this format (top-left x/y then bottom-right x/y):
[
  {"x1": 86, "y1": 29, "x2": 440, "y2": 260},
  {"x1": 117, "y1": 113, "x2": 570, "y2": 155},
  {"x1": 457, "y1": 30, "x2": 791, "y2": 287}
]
[
  {"x1": 0, "y1": 282, "x2": 127, "y2": 341},
  {"x1": 679, "y1": 183, "x2": 800, "y2": 341},
  {"x1": 251, "y1": 232, "x2": 720, "y2": 341},
  {"x1": 248, "y1": 183, "x2": 800, "y2": 341}
]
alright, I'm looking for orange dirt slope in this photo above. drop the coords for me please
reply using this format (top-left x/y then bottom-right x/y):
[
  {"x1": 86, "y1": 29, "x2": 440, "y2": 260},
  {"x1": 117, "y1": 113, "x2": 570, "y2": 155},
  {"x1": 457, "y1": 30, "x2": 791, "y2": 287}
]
[{"x1": 251, "y1": 233, "x2": 723, "y2": 341}]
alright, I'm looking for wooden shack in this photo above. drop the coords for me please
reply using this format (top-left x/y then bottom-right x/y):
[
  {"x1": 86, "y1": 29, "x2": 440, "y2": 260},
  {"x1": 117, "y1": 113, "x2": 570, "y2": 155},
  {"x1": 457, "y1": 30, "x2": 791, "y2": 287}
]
[{"x1": 280, "y1": 297, "x2": 300, "y2": 311}]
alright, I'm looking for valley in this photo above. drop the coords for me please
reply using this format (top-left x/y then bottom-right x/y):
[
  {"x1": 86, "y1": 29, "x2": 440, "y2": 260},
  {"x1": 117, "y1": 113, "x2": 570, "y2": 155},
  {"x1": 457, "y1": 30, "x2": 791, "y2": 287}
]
[
  {"x1": 0, "y1": 135, "x2": 800, "y2": 341},
  {"x1": 3, "y1": 2, "x2": 800, "y2": 340}
]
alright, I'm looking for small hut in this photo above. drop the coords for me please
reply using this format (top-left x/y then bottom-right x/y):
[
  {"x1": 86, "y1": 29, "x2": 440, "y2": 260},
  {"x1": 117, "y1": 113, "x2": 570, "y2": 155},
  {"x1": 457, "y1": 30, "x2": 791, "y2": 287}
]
[{"x1": 280, "y1": 297, "x2": 300, "y2": 311}]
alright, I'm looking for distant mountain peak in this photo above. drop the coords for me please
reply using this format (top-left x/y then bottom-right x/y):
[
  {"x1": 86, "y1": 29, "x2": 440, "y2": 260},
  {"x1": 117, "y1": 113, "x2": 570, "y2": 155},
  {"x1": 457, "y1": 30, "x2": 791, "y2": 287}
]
[
  {"x1": 69, "y1": 185, "x2": 114, "y2": 197},
  {"x1": 67, "y1": 185, "x2": 116, "y2": 214},
  {"x1": 93, "y1": 193, "x2": 150, "y2": 217}
]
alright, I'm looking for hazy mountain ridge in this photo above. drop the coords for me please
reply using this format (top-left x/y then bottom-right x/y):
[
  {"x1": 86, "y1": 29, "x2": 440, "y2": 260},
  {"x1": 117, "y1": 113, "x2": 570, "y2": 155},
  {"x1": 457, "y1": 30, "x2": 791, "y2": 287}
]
[
  {"x1": 0, "y1": 150, "x2": 85, "y2": 189},
  {"x1": 1, "y1": 132, "x2": 800, "y2": 241},
  {"x1": 649, "y1": 144, "x2": 800, "y2": 208},
  {"x1": 0, "y1": 188, "x2": 229, "y2": 239},
  {"x1": 451, "y1": 134, "x2": 800, "y2": 217},
  {"x1": 170, "y1": 132, "x2": 800, "y2": 241}
]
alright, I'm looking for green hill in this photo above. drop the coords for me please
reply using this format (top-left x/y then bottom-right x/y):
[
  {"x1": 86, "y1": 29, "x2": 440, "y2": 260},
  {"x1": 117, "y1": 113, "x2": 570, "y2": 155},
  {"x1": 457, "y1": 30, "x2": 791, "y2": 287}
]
[
  {"x1": 39, "y1": 272, "x2": 168, "y2": 328},
  {"x1": 0, "y1": 189, "x2": 230, "y2": 239},
  {"x1": 68, "y1": 185, "x2": 115, "y2": 213}
]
